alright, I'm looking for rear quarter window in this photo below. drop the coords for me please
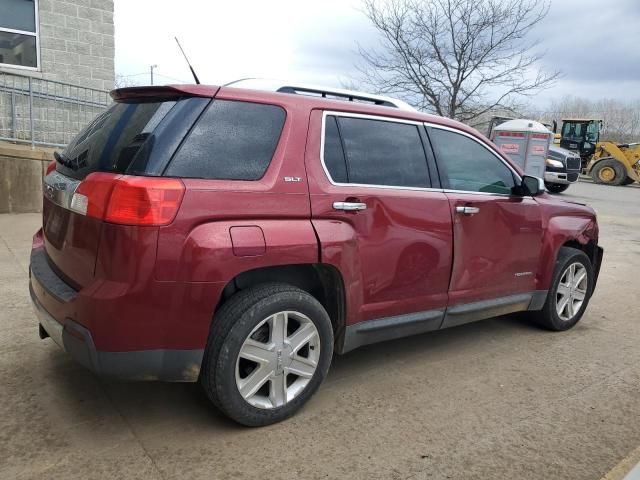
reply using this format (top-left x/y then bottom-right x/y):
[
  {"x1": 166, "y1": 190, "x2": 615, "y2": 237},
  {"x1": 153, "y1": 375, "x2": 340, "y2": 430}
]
[{"x1": 165, "y1": 100, "x2": 286, "y2": 180}]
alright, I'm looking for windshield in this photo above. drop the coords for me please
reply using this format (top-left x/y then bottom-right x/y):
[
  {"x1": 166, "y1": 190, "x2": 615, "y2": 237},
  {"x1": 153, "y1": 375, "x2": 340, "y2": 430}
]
[{"x1": 561, "y1": 121, "x2": 599, "y2": 143}]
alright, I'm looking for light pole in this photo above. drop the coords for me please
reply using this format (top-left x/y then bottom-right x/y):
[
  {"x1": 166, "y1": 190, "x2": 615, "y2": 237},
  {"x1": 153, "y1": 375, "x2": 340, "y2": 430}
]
[{"x1": 150, "y1": 64, "x2": 158, "y2": 85}]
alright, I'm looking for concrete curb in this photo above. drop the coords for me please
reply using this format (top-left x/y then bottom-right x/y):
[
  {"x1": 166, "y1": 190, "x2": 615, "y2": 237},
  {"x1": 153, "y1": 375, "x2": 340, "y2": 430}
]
[{"x1": 601, "y1": 446, "x2": 640, "y2": 480}]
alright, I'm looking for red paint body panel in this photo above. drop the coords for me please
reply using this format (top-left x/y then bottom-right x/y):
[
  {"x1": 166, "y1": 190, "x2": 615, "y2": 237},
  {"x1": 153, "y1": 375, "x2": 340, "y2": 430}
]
[
  {"x1": 445, "y1": 193, "x2": 543, "y2": 305},
  {"x1": 42, "y1": 198, "x2": 102, "y2": 288},
  {"x1": 177, "y1": 220, "x2": 317, "y2": 282},
  {"x1": 304, "y1": 110, "x2": 453, "y2": 325},
  {"x1": 31, "y1": 225, "x2": 224, "y2": 351},
  {"x1": 534, "y1": 195, "x2": 599, "y2": 288},
  {"x1": 30, "y1": 83, "x2": 600, "y2": 365},
  {"x1": 230, "y1": 226, "x2": 266, "y2": 256}
]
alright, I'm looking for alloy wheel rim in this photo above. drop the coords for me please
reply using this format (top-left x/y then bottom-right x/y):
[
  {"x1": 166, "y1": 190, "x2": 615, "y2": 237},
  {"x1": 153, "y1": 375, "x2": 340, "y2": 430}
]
[
  {"x1": 235, "y1": 311, "x2": 320, "y2": 409},
  {"x1": 556, "y1": 262, "x2": 587, "y2": 321}
]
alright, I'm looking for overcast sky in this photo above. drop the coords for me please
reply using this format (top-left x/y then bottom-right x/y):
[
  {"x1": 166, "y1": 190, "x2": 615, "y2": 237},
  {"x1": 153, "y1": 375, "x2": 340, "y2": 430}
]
[{"x1": 114, "y1": 0, "x2": 640, "y2": 107}]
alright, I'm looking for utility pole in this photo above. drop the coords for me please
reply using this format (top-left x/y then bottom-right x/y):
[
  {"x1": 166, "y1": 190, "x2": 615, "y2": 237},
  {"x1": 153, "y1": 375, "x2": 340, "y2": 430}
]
[{"x1": 150, "y1": 64, "x2": 158, "y2": 85}]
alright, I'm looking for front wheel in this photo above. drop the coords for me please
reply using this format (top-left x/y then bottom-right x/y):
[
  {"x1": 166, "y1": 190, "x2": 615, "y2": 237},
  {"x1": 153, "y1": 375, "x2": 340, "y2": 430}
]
[
  {"x1": 591, "y1": 158, "x2": 627, "y2": 185},
  {"x1": 545, "y1": 182, "x2": 570, "y2": 194},
  {"x1": 200, "y1": 284, "x2": 334, "y2": 426},
  {"x1": 531, "y1": 247, "x2": 594, "y2": 331}
]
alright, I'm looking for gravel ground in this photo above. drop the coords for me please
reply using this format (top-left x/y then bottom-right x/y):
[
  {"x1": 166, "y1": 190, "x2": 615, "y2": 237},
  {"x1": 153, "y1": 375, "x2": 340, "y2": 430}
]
[{"x1": 1, "y1": 180, "x2": 639, "y2": 480}]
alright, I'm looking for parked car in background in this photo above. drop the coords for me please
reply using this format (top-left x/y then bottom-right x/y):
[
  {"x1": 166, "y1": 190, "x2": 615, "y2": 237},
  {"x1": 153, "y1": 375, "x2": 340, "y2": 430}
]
[{"x1": 30, "y1": 81, "x2": 603, "y2": 426}]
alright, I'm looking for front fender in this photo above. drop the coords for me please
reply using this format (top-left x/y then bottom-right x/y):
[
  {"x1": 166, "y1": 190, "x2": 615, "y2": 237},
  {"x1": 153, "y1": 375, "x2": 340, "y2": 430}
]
[{"x1": 537, "y1": 214, "x2": 599, "y2": 289}]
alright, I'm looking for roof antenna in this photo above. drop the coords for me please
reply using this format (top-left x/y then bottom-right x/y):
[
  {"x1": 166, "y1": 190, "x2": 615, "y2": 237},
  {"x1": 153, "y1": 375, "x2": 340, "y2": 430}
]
[{"x1": 175, "y1": 37, "x2": 200, "y2": 85}]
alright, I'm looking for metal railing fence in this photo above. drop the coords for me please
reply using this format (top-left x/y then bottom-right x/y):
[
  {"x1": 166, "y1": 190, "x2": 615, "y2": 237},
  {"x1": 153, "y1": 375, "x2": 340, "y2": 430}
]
[{"x1": 0, "y1": 71, "x2": 110, "y2": 148}]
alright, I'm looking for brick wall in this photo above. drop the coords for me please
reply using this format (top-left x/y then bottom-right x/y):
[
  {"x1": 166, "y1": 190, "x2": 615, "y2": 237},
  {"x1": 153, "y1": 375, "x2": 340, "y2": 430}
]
[
  {"x1": 0, "y1": 0, "x2": 113, "y2": 147},
  {"x1": 37, "y1": 0, "x2": 115, "y2": 90}
]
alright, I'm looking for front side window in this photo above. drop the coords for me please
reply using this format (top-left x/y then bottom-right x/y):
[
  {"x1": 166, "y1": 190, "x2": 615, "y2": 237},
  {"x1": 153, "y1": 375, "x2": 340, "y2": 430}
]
[
  {"x1": 429, "y1": 128, "x2": 516, "y2": 195},
  {"x1": 0, "y1": 0, "x2": 38, "y2": 69},
  {"x1": 323, "y1": 115, "x2": 430, "y2": 188},
  {"x1": 562, "y1": 122, "x2": 586, "y2": 142},
  {"x1": 166, "y1": 100, "x2": 286, "y2": 180}
]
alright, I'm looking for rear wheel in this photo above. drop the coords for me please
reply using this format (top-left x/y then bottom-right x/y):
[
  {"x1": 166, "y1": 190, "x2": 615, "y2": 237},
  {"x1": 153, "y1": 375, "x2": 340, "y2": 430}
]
[
  {"x1": 200, "y1": 284, "x2": 333, "y2": 426},
  {"x1": 591, "y1": 158, "x2": 627, "y2": 185},
  {"x1": 545, "y1": 182, "x2": 570, "y2": 194},
  {"x1": 530, "y1": 247, "x2": 594, "y2": 331}
]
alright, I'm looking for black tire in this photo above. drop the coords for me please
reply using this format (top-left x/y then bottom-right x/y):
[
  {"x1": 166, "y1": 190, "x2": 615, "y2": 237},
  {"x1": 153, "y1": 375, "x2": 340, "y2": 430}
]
[
  {"x1": 545, "y1": 182, "x2": 570, "y2": 194},
  {"x1": 530, "y1": 247, "x2": 594, "y2": 331},
  {"x1": 621, "y1": 176, "x2": 635, "y2": 186},
  {"x1": 200, "y1": 283, "x2": 333, "y2": 426},
  {"x1": 591, "y1": 159, "x2": 627, "y2": 185}
]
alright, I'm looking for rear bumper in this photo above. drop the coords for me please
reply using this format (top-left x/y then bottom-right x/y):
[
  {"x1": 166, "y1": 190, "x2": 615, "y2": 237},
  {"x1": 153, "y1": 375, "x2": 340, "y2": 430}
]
[{"x1": 29, "y1": 248, "x2": 204, "y2": 382}]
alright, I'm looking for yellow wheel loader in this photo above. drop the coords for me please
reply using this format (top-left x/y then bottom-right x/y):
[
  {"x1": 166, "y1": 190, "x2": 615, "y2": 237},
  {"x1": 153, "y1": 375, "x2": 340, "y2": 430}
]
[{"x1": 558, "y1": 118, "x2": 640, "y2": 186}]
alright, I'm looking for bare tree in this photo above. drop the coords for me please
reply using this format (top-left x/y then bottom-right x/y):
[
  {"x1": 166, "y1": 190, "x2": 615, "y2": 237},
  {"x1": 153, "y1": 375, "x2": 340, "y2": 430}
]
[
  {"x1": 355, "y1": 0, "x2": 560, "y2": 124},
  {"x1": 114, "y1": 74, "x2": 139, "y2": 89}
]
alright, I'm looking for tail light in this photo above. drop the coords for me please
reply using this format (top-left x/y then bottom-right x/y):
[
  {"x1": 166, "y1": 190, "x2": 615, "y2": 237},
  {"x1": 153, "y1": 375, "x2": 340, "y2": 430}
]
[
  {"x1": 70, "y1": 173, "x2": 185, "y2": 226},
  {"x1": 46, "y1": 160, "x2": 56, "y2": 175}
]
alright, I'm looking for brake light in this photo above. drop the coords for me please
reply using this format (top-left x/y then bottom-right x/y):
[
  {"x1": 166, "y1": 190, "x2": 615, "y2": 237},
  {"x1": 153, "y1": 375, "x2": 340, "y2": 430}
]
[
  {"x1": 106, "y1": 177, "x2": 185, "y2": 225},
  {"x1": 70, "y1": 172, "x2": 117, "y2": 219},
  {"x1": 46, "y1": 160, "x2": 56, "y2": 175},
  {"x1": 70, "y1": 173, "x2": 185, "y2": 226}
]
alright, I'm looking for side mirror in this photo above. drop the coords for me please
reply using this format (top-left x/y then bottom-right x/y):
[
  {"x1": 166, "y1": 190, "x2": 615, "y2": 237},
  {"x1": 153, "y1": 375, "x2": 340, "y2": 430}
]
[{"x1": 518, "y1": 175, "x2": 545, "y2": 196}]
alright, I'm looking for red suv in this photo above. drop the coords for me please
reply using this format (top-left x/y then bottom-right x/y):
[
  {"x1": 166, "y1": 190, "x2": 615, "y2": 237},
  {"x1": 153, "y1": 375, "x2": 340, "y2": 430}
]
[{"x1": 30, "y1": 81, "x2": 603, "y2": 426}]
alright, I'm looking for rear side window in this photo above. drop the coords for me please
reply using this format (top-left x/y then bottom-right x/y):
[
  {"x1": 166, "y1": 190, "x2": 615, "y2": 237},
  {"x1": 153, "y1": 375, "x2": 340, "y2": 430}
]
[
  {"x1": 323, "y1": 115, "x2": 430, "y2": 188},
  {"x1": 429, "y1": 128, "x2": 516, "y2": 194},
  {"x1": 166, "y1": 100, "x2": 286, "y2": 180},
  {"x1": 57, "y1": 100, "x2": 179, "y2": 180}
]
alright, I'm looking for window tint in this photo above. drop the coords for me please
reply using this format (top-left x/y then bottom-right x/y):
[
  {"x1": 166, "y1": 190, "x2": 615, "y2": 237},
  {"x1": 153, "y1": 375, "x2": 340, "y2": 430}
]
[
  {"x1": 323, "y1": 116, "x2": 348, "y2": 183},
  {"x1": 324, "y1": 115, "x2": 430, "y2": 188},
  {"x1": 58, "y1": 100, "x2": 178, "y2": 180},
  {"x1": 166, "y1": 100, "x2": 286, "y2": 180},
  {"x1": 429, "y1": 128, "x2": 515, "y2": 194}
]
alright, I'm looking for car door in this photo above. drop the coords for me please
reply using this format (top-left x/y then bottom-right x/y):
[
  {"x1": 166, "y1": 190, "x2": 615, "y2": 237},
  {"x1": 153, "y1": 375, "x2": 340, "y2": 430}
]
[
  {"x1": 427, "y1": 125, "x2": 543, "y2": 325},
  {"x1": 305, "y1": 111, "x2": 453, "y2": 335}
]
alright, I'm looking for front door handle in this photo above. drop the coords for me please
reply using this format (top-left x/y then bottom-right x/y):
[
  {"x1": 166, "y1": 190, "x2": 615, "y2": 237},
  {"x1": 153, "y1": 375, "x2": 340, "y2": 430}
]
[
  {"x1": 455, "y1": 206, "x2": 480, "y2": 215},
  {"x1": 333, "y1": 201, "x2": 367, "y2": 211}
]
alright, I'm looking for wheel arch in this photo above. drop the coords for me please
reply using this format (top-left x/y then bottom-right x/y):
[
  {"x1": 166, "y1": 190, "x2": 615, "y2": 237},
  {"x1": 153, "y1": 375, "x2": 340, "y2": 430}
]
[
  {"x1": 215, "y1": 263, "x2": 347, "y2": 346},
  {"x1": 537, "y1": 214, "x2": 601, "y2": 290}
]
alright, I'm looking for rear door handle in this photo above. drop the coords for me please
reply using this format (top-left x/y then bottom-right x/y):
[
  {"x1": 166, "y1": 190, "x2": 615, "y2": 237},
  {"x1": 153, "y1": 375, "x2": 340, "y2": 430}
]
[
  {"x1": 333, "y1": 201, "x2": 367, "y2": 211},
  {"x1": 455, "y1": 206, "x2": 480, "y2": 215}
]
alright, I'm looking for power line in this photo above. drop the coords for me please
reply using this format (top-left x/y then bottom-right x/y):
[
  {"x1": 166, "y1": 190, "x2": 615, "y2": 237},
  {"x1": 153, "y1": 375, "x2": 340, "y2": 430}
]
[
  {"x1": 116, "y1": 71, "x2": 191, "y2": 84},
  {"x1": 153, "y1": 72, "x2": 191, "y2": 83},
  {"x1": 116, "y1": 72, "x2": 149, "y2": 78}
]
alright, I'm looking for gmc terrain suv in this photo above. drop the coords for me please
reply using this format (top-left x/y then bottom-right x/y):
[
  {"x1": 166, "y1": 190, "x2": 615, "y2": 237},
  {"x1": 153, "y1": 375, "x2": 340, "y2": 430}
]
[{"x1": 30, "y1": 80, "x2": 603, "y2": 426}]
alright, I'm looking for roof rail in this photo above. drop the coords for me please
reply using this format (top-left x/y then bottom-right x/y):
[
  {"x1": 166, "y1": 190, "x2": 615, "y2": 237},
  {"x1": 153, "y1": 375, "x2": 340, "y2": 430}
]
[{"x1": 224, "y1": 78, "x2": 416, "y2": 111}]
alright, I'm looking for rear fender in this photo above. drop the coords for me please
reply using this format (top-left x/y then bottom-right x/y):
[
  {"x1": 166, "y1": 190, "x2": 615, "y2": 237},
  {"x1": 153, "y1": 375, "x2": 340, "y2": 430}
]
[{"x1": 175, "y1": 220, "x2": 319, "y2": 282}]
